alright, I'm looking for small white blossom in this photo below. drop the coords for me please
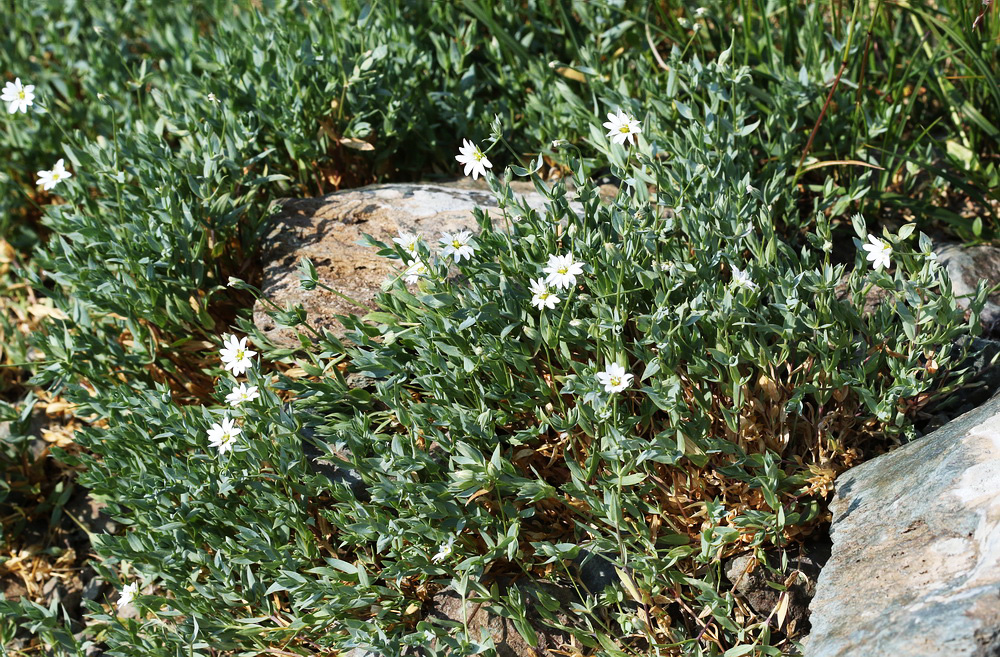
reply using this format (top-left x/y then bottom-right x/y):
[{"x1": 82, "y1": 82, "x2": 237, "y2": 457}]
[
  {"x1": 596, "y1": 362, "x2": 633, "y2": 394},
  {"x1": 226, "y1": 382, "x2": 260, "y2": 407},
  {"x1": 206, "y1": 93, "x2": 219, "y2": 104},
  {"x1": 393, "y1": 231, "x2": 421, "y2": 258},
  {"x1": 403, "y1": 260, "x2": 428, "y2": 284},
  {"x1": 455, "y1": 139, "x2": 493, "y2": 180},
  {"x1": 117, "y1": 582, "x2": 139, "y2": 609},
  {"x1": 2, "y1": 78, "x2": 34, "y2": 114},
  {"x1": 219, "y1": 334, "x2": 257, "y2": 376},
  {"x1": 432, "y1": 537, "x2": 455, "y2": 563},
  {"x1": 543, "y1": 253, "x2": 584, "y2": 290},
  {"x1": 695, "y1": 7, "x2": 708, "y2": 16},
  {"x1": 731, "y1": 266, "x2": 758, "y2": 291},
  {"x1": 529, "y1": 278, "x2": 560, "y2": 310},
  {"x1": 602, "y1": 109, "x2": 642, "y2": 146},
  {"x1": 207, "y1": 417, "x2": 241, "y2": 456},
  {"x1": 36, "y1": 159, "x2": 72, "y2": 191},
  {"x1": 746, "y1": 183, "x2": 758, "y2": 196},
  {"x1": 862, "y1": 234, "x2": 893, "y2": 271},
  {"x1": 439, "y1": 231, "x2": 476, "y2": 262}
]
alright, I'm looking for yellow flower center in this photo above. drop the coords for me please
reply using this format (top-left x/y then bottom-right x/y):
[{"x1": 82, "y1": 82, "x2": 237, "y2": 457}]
[
  {"x1": 539, "y1": 292, "x2": 549, "y2": 300},
  {"x1": 452, "y1": 240, "x2": 461, "y2": 248},
  {"x1": 619, "y1": 125, "x2": 630, "y2": 133},
  {"x1": 18, "y1": 90, "x2": 25, "y2": 99},
  {"x1": 610, "y1": 376, "x2": 621, "y2": 387},
  {"x1": 558, "y1": 266, "x2": 568, "y2": 274},
  {"x1": 236, "y1": 349, "x2": 245, "y2": 360},
  {"x1": 473, "y1": 151, "x2": 483, "y2": 162}
]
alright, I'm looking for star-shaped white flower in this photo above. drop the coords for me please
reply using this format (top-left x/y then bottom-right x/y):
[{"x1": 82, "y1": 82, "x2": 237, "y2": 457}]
[
  {"x1": 731, "y1": 267, "x2": 758, "y2": 291},
  {"x1": 225, "y1": 382, "x2": 260, "y2": 407},
  {"x1": 529, "y1": 278, "x2": 560, "y2": 310},
  {"x1": 403, "y1": 260, "x2": 428, "y2": 284},
  {"x1": 36, "y1": 159, "x2": 72, "y2": 191},
  {"x1": 393, "y1": 232, "x2": 421, "y2": 258},
  {"x1": 206, "y1": 93, "x2": 219, "y2": 104},
  {"x1": 602, "y1": 109, "x2": 642, "y2": 146},
  {"x1": 207, "y1": 417, "x2": 241, "y2": 456},
  {"x1": 596, "y1": 362, "x2": 633, "y2": 394},
  {"x1": 219, "y1": 334, "x2": 256, "y2": 376},
  {"x1": 439, "y1": 231, "x2": 476, "y2": 262},
  {"x1": 117, "y1": 582, "x2": 139, "y2": 609},
  {"x1": 1, "y1": 78, "x2": 35, "y2": 114},
  {"x1": 543, "y1": 254, "x2": 584, "y2": 290},
  {"x1": 455, "y1": 139, "x2": 493, "y2": 180},
  {"x1": 432, "y1": 537, "x2": 455, "y2": 563},
  {"x1": 862, "y1": 235, "x2": 892, "y2": 271}
]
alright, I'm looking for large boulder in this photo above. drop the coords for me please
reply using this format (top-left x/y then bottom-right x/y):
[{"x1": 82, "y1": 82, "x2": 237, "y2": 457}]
[
  {"x1": 806, "y1": 393, "x2": 1000, "y2": 657},
  {"x1": 254, "y1": 180, "x2": 587, "y2": 347}
]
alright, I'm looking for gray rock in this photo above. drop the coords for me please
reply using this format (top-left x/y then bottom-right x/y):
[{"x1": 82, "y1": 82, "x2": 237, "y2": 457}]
[
  {"x1": 422, "y1": 582, "x2": 574, "y2": 657},
  {"x1": 254, "y1": 180, "x2": 600, "y2": 347},
  {"x1": 724, "y1": 543, "x2": 827, "y2": 635},
  {"x1": 935, "y1": 243, "x2": 1000, "y2": 334},
  {"x1": 300, "y1": 438, "x2": 370, "y2": 502},
  {"x1": 65, "y1": 490, "x2": 118, "y2": 536},
  {"x1": 572, "y1": 548, "x2": 617, "y2": 595},
  {"x1": 806, "y1": 394, "x2": 1000, "y2": 657}
]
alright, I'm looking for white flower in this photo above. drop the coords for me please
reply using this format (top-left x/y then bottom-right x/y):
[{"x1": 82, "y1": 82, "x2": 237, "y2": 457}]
[
  {"x1": 207, "y1": 417, "x2": 241, "y2": 456},
  {"x1": 219, "y1": 334, "x2": 257, "y2": 376},
  {"x1": 117, "y1": 582, "x2": 139, "y2": 609},
  {"x1": 731, "y1": 266, "x2": 758, "y2": 291},
  {"x1": 543, "y1": 253, "x2": 584, "y2": 290},
  {"x1": 403, "y1": 260, "x2": 428, "y2": 284},
  {"x1": 439, "y1": 231, "x2": 476, "y2": 262},
  {"x1": 695, "y1": 7, "x2": 708, "y2": 16},
  {"x1": 862, "y1": 235, "x2": 893, "y2": 271},
  {"x1": 602, "y1": 109, "x2": 642, "y2": 146},
  {"x1": 206, "y1": 93, "x2": 219, "y2": 104},
  {"x1": 432, "y1": 537, "x2": 455, "y2": 563},
  {"x1": 393, "y1": 231, "x2": 421, "y2": 258},
  {"x1": 529, "y1": 278, "x2": 560, "y2": 310},
  {"x1": 36, "y1": 159, "x2": 72, "y2": 191},
  {"x1": 455, "y1": 139, "x2": 493, "y2": 180},
  {"x1": 225, "y1": 382, "x2": 260, "y2": 407},
  {"x1": 1, "y1": 78, "x2": 34, "y2": 114},
  {"x1": 596, "y1": 362, "x2": 633, "y2": 394}
]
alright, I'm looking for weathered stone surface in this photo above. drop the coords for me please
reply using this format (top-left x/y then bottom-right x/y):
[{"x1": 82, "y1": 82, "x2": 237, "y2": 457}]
[
  {"x1": 422, "y1": 582, "x2": 574, "y2": 656},
  {"x1": 255, "y1": 180, "x2": 581, "y2": 347},
  {"x1": 806, "y1": 393, "x2": 1000, "y2": 657},
  {"x1": 936, "y1": 243, "x2": 1000, "y2": 334}
]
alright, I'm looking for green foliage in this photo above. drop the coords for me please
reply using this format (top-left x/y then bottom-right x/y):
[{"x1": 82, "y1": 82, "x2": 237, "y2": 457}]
[
  {"x1": 68, "y1": 49, "x2": 988, "y2": 657},
  {"x1": 0, "y1": 0, "x2": 996, "y2": 655}
]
